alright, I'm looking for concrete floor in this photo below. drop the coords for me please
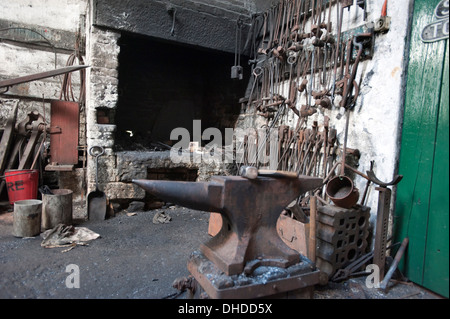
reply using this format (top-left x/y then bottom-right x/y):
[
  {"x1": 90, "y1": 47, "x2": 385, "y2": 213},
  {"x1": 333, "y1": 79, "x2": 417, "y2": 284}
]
[{"x1": 0, "y1": 202, "x2": 443, "y2": 300}]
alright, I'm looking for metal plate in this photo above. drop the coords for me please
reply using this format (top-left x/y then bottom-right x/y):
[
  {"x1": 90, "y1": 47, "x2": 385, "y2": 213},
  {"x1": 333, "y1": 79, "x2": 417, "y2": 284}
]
[
  {"x1": 421, "y1": 18, "x2": 449, "y2": 43},
  {"x1": 49, "y1": 100, "x2": 79, "y2": 165}
]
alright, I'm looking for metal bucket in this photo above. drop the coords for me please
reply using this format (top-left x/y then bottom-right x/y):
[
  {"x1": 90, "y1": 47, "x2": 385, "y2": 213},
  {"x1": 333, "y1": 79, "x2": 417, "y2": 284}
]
[
  {"x1": 42, "y1": 189, "x2": 73, "y2": 230},
  {"x1": 326, "y1": 176, "x2": 359, "y2": 209},
  {"x1": 4, "y1": 169, "x2": 39, "y2": 204},
  {"x1": 13, "y1": 199, "x2": 42, "y2": 237}
]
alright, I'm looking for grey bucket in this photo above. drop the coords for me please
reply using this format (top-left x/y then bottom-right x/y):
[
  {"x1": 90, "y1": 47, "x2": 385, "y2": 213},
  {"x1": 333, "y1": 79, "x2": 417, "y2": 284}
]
[
  {"x1": 41, "y1": 189, "x2": 73, "y2": 230},
  {"x1": 13, "y1": 199, "x2": 42, "y2": 237}
]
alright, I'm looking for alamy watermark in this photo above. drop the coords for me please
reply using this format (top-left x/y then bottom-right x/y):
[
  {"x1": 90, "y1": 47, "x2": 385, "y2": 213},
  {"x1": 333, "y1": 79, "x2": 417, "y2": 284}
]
[
  {"x1": 65, "y1": 264, "x2": 80, "y2": 288},
  {"x1": 169, "y1": 120, "x2": 279, "y2": 167},
  {"x1": 365, "y1": 264, "x2": 380, "y2": 288}
]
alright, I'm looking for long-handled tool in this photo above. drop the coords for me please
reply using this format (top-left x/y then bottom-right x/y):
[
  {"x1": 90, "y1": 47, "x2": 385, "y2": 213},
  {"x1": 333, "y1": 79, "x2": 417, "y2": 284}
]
[
  {"x1": 87, "y1": 146, "x2": 107, "y2": 221},
  {"x1": 379, "y1": 237, "x2": 409, "y2": 291}
]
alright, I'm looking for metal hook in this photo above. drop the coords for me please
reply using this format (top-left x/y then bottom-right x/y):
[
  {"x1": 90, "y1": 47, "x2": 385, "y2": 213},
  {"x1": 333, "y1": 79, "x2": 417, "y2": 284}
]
[{"x1": 167, "y1": 6, "x2": 176, "y2": 36}]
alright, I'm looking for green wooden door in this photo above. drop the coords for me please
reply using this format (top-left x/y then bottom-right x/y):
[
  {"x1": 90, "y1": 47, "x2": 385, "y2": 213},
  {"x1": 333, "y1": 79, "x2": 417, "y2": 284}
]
[{"x1": 394, "y1": 0, "x2": 449, "y2": 298}]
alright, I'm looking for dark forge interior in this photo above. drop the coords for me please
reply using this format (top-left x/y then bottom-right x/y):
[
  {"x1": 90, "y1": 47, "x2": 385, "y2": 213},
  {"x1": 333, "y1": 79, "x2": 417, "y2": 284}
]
[{"x1": 114, "y1": 32, "x2": 249, "y2": 151}]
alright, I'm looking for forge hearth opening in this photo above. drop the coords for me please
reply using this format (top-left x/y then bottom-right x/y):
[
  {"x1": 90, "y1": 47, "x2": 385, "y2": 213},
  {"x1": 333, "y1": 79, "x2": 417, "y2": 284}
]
[{"x1": 114, "y1": 33, "x2": 248, "y2": 151}]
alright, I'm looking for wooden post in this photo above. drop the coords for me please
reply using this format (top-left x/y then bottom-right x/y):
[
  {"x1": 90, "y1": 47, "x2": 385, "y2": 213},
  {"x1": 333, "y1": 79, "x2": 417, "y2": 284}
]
[{"x1": 309, "y1": 196, "x2": 317, "y2": 263}]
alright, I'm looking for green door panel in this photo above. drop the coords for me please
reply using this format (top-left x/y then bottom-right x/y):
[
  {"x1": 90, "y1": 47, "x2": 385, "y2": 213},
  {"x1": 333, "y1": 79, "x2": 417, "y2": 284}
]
[
  {"x1": 422, "y1": 44, "x2": 449, "y2": 297},
  {"x1": 395, "y1": 0, "x2": 449, "y2": 298}
]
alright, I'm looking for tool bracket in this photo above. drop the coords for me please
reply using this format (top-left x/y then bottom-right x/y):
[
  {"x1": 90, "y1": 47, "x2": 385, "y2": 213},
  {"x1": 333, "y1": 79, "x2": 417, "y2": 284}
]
[
  {"x1": 338, "y1": 25, "x2": 375, "y2": 60},
  {"x1": 366, "y1": 169, "x2": 403, "y2": 187}
]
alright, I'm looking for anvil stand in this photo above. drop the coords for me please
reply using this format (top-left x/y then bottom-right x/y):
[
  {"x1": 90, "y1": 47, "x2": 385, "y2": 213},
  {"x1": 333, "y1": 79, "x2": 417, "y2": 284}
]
[
  {"x1": 133, "y1": 174, "x2": 328, "y2": 299},
  {"x1": 367, "y1": 170, "x2": 403, "y2": 281}
]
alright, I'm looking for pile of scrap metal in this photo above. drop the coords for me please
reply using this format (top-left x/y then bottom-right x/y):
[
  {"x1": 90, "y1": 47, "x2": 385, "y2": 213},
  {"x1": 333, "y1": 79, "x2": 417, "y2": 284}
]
[
  {"x1": 0, "y1": 65, "x2": 89, "y2": 200},
  {"x1": 0, "y1": 102, "x2": 47, "y2": 199}
]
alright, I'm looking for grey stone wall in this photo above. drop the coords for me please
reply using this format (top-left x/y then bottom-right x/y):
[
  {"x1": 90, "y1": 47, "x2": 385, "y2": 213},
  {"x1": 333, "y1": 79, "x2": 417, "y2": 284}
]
[
  {"x1": 84, "y1": 1, "x2": 253, "y2": 213},
  {"x1": 0, "y1": 0, "x2": 87, "y2": 203},
  {"x1": 84, "y1": 25, "x2": 120, "y2": 201}
]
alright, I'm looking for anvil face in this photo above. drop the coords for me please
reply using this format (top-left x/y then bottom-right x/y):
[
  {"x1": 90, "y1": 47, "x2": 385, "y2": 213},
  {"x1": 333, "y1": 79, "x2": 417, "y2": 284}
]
[{"x1": 133, "y1": 175, "x2": 322, "y2": 276}]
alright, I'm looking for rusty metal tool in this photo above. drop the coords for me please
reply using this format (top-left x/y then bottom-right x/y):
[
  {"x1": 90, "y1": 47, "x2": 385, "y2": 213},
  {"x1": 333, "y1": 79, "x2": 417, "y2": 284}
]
[
  {"x1": 0, "y1": 65, "x2": 89, "y2": 91},
  {"x1": 331, "y1": 0, "x2": 351, "y2": 101},
  {"x1": 0, "y1": 102, "x2": 19, "y2": 198},
  {"x1": 367, "y1": 169, "x2": 403, "y2": 187},
  {"x1": 305, "y1": 127, "x2": 324, "y2": 176},
  {"x1": 331, "y1": 239, "x2": 399, "y2": 282},
  {"x1": 336, "y1": 32, "x2": 372, "y2": 112},
  {"x1": 231, "y1": 17, "x2": 244, "y2": 80},
  {"x1": 360, "y1": 160, "x2": 374, "y2": 205},
  {"x1": 369, "y1": 167, "x2": 403, "y2": 281},
  {"x1": 326, "y1": 33, "x2": 373, "y2": 209},
  {"x1": 0, "y1": 101, "x2": 18, "y2": 174},
  {"x1": 379, "y1": 237, "x2": 409, "y2": 291},
  {"x1": 339, "y1": 35, "x2": 364, "y2": 109},
  {"x1": 240, "y1": 165, "x2": 298, "y2": 179},
  {"x1": 133, "y1": 174, "x2": 323, "y2": 276},
  {"x1": 331, "y1": 250, "x2": 374, "y2": 282},
  {"x1": 324, "y1": 128, "x2": 337, "y2": 177},
  {"x1": 17, "y1": 112, "x2": 46, "y2": 170}
]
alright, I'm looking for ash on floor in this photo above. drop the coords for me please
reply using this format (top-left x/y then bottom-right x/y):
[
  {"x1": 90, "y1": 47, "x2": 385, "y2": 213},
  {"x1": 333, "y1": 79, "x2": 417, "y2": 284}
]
[{"x1": 0, "y1": 202, "x2": 444, "y2": 299}]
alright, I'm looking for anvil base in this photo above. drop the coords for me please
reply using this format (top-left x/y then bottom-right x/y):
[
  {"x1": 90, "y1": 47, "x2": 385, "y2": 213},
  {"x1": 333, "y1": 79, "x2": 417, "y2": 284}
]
[{"x1": 183, "y1": 251, "x2": 327, "y2": 299}]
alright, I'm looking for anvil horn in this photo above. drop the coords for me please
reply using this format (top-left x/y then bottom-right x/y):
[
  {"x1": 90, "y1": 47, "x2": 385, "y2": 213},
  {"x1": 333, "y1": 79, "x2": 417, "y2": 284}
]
[{"x1": 132, "y1": 179, "x2": 223, "y2": 213}]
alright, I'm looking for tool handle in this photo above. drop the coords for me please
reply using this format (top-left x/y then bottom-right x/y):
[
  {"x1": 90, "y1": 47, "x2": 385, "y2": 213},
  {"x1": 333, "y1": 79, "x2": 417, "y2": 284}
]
[
  {"x1": 379, "y1": 237, "x2": 409, "y2": 290},
  {"x1": 381, "y1": 0, "x2": 388, "y2": 17},
  {"x1": 89, "y1": 146, "x2": 104, "y2": 190},
  {"x1": 239, "y1": 166, "x2": 299, "y2": 179},
  {"x1": 89, "y1": 145, "x2": 105, "y2": 157}
]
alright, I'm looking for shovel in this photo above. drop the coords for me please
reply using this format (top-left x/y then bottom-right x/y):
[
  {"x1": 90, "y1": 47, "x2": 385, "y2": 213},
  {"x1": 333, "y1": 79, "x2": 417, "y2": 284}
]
[{"x1": 87, "y1": 146, "x2": 106, "y2": 220}]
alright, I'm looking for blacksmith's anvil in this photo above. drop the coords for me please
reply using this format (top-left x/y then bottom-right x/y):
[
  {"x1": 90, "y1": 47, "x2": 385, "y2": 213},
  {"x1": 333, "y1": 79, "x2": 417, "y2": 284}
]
[{"x1": 133, "y1": 174, "x2": 322, "y2": 276}]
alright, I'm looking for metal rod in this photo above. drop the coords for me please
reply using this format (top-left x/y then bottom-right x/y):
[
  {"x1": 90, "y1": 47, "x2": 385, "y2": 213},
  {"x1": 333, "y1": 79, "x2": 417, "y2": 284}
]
[
  {"x1": 309, "y1": 195, "x2": 317, "y2": 264},
  {"x1": 340, "y1": 109, "x2": 350, "y2": 175},
  {"x1": 379, "y1": 237, "x2": 409, "y2": 291},
  {"x1": 0, "y1": 65, "x2": 89, "y2": 89}
]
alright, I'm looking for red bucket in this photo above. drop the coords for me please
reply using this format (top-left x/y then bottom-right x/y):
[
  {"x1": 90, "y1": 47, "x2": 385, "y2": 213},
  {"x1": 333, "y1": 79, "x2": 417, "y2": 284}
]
[{"x1": 4, "y1": 169, "x2": 39, "y2": 204}]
